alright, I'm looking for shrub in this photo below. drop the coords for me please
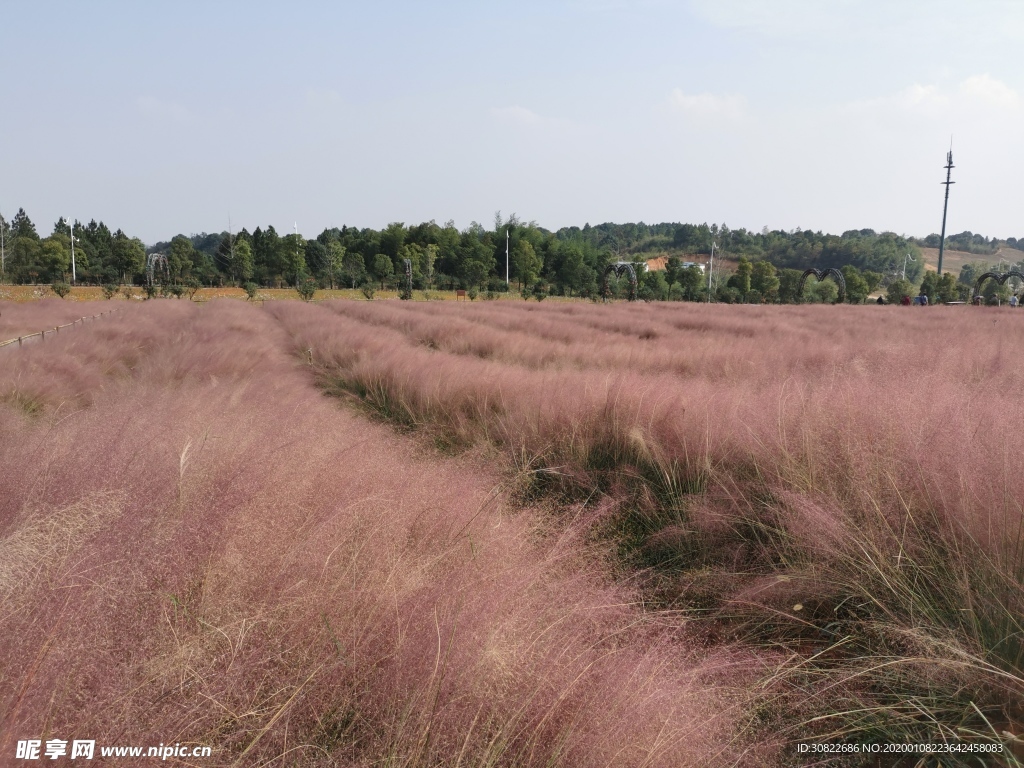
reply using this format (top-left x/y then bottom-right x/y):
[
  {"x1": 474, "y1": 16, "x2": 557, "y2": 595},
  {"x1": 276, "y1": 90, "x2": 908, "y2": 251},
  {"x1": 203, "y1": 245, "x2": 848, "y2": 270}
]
[
  {"x1": 296, "y1": 277, "x2": 317, "y2": 302},
  {"x1": 243, "y1": 282, "x2": 259, "y2": 301},
  {"x1": 143, "y1": 283, "x2": 158, "y2": 299},
  {"x1": 51, "y1": 282, "x2": 71, "y2": 299},
  {"x1": 361, "y1": 285, "x2": 376, "y2": 301},
  {"x1": 467, "y1": 286, "x2": 479, "y2": 301},
  {"x1": 101, "y1": 284, "x2": 119, "y2": 300}
]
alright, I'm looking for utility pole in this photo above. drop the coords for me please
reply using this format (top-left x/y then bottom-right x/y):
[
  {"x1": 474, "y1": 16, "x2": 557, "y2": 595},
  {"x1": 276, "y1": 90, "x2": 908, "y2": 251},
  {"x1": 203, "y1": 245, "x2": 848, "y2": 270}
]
[
  {"x1": 1, "y1": 210, "x2": 5, "y2": 282},
  {"x1": 706, "y1": 240, "x2": 716, "y2": 302},
  {"x1": 937, "y1": 145, "x2": 955, "y2": 277},
  {"x1": 70, "y1": 219, "x2": 77, "y2": 284},
  {"x1": 506, "y1": 227, "x2": 510, "y2": 286}
]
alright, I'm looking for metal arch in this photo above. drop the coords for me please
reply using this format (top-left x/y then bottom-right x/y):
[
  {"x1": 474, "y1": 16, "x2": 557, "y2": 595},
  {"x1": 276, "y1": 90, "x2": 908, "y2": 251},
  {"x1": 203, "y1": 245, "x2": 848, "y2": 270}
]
[
  {"x1": 400, "y1": 258, "x2": 413, "y2": 300},
  {"x1": 146, "y1": 253, "x2": 168, "y2": 286},
  {"x1": 797, "y1": 268, "x2": 846, "y2": 303},
  {"x1": 601, "y1": 263, "x2": 638, "y2": 302},
  {"x1": 973, "y1": 270, "x2": 1024, "y2": 300}
]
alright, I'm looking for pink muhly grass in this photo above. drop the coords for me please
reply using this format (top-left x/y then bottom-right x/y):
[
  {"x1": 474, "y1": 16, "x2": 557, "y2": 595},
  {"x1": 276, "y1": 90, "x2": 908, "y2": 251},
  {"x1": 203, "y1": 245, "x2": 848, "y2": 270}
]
[
  {"x1": 271, "y1": 299, "x2": 1024, "y2": 752},
  {"x1": 0, "y1": 299, "x2": 748, "y2": 767},
  {"x1": 0, "y1": 298, "x2": 111, "y2": 343}
]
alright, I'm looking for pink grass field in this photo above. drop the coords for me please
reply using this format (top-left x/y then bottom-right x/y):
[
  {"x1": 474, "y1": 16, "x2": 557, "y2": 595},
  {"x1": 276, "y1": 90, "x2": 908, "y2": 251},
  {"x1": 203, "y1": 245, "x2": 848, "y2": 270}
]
[
  {"x1": 270, "y1": 300, "x2": 1024, "y2": 758},
  {"x1": 0, "y1": 300, "x2": 751, "y2": 767},
  {"x1": 2, "y1": 297, "x2": 1023, "y2": 766}
]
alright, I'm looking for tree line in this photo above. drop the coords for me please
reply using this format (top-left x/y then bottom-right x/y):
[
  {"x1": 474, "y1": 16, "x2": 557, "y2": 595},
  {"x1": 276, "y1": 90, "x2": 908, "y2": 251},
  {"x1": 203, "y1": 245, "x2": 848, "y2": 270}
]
[{"x1": 2, "y1": 207, "x2": 1021, "y2": 304}]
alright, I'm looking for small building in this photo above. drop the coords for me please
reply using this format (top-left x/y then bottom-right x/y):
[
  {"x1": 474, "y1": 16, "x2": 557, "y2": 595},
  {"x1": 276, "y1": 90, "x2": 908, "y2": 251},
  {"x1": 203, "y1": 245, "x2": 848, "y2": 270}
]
[{"x1": 644, "y1": 257, "x2": 706, "y2": 273}]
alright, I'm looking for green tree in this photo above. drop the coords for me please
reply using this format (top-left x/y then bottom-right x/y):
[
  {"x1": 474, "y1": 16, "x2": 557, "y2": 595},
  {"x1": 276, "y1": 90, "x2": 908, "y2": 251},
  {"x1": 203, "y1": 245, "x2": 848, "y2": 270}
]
[
  {"x1": 296, "y1": 276, "x2": 317, "y2": 301},
  {"x1": 557, "y1": 244, "x2": 587, "y2": 296},
  {"x1": 862, "y1": 270, "x2": 883, "y2": 294},
  {"x1": 727, "y1": 256, "x2": 753, "y2": 296},
  {"x1": 0, "y1": 212, "x2": 10, "y2": 281},
  {"x1": 459, "y1": 236, "x2": 494, "y2": 288},
  {"x1": 958, "y1": 262, "x2": 986, "y2": 290},
  {"x1": 750, "y1": 260, "x2": 780, "y2": 302},
  {"x1": 639, "y1": 270, "x2": 669, "y2": 301},
  {"x1": 678, "y1": 265, "x2": 706, "y2": 301},
  {"x1": 282, "y1": 234, "x2": 307, "y2": 285},
  {"x1": 936, "y1": 272, "x2": 960, "y2": 304},
  {"x1": 840, "y1": 265, "x2": 870, "y2": 304},
  {"x1": 326, "y1": 241, "x2": 346, "y2": 289},
  {"x1": 982, "y1": 276, "x2": 1011, "y2": 304},
  {"x1": 919, "y1": 271, "x2": 940, "y2": 302},
  {"x1": 379, "y1": 222, "x2": 407, "y2": 258},
  {"x1": 111, "y1": 231, "x2": 145, "y2": 283},
  {"x1": 372, "y1": 253, "x2": 394, "y2": 289},
  {"x1": 807, "y1": 278, "x2": 839, "y2": 303},
  {"x1": 39, "y1": 236, "x2": 71, "y2": 281},
  {"x1": 716, "y1": 284, "x2": 742, "y2": 303},
  {"x1": 233, "y1": 239, "x2": 254, "y2": 283},
  {"x1": 887, "y1": 278, "x2": 913, "y2": 304},
  {"x1": 51, "y1": 281, "x2": 71, "y2": 299},
  {"x1": 512, "y1": 240, "x2": 541, "y2": 288},
  {"x1": 11, "y1": 208, "x2": 39, "y2": 240},
  {"x1": 169, "y1": 235, "x2": 196, "y2": 282},
  {"x1": 423, "y1": 244, "x2": 438, "y2": 287},
  {"x1": 252, "y1": 226, "x2": 286, "y2": 285},
  {"x1": 341, "y1": 251, "x2": 367, "y2": 288},
  {"x1": 778, "y1": 268, "x2": 804, "y2": 303},
  {"x1": 664, "y1": 255, "x2": 682, "y2": 288}
]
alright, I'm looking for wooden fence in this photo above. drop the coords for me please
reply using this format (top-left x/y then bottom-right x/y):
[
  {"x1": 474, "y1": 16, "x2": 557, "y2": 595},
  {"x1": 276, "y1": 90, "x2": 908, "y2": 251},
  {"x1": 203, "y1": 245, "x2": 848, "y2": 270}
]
[{"x1": 0, "y1": 309, "x2": 119, "y2": 350}]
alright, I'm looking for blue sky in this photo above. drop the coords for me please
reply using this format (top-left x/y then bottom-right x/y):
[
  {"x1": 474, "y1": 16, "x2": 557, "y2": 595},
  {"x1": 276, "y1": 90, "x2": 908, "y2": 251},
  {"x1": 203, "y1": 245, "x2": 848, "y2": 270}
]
[{"x1": 3, "y1": 0, "x2": 1022, "y2": 243}]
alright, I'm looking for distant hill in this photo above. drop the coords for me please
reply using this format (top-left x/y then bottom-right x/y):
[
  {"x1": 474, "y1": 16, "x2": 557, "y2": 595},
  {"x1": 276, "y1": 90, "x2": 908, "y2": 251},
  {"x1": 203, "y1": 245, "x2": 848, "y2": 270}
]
[{"x1": 920, "y1": 245, "x2": 1024, "y2": 275}]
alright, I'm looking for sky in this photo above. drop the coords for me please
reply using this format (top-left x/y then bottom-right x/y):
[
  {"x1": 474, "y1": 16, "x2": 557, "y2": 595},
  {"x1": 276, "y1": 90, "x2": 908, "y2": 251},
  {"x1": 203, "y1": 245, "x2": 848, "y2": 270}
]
[{"x1": 2, "y1": 0, "x2": 1022, "y2": 244}]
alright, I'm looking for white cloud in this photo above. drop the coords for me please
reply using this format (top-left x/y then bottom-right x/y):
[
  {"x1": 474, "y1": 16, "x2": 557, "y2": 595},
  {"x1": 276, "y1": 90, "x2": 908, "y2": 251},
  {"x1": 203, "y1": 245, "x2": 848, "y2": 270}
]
[
  {"x1": 136, "y1": 96, "x2": 192, "y2": 125},
  {"x1": 959, "y1": 74, "x2": 1021, "y2": 109},
  {"x1": 895, "y1": 84, "x2": 949, "y2": 111},
  {"x1": 668, "y1": 88, "x2": 745, "y2": 121},
  {"x1": 846, "y1": 75, "x2": 1021, "y2": 117}
]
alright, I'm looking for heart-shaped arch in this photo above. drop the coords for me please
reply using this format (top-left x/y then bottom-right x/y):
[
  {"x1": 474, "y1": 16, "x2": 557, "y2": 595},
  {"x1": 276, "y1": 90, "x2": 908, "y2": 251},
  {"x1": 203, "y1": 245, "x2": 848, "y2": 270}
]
[
  {"x1": 973, "y1": 271, "x2": 1024, "y2": 300},
  {"x1": 797, "y1": 268, "x2": 846, "y2": 303},
  {"x1": 602, "y1": 263, "x2": 638, "y2": 302}
]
